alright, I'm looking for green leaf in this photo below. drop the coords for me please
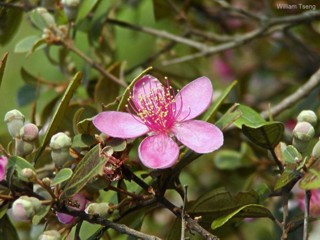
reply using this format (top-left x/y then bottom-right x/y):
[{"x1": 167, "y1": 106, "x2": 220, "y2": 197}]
[
  {"x1": 274, "y1": 169, "x2": 300, "y2": 191},
  {"x1": 94, "y1": 62, "x2": 121, "y2": 110},
  {"x1": 0, "y1": 214, "x2": 20, "y2": 240},
  {"x1": 17, "y1": 84, "x2": 37, "y2": 107},
  {"x1": 300, "y1": 161, "x2": 320, "y2": 189},
  {"x1": 0, "y1": 52, "x2": 8, "y2": 88},
  {"x1": 8, "y1": 156, "x2": 34, "y2": 181},
  {"x1": 203, "y1": 80, "x2": 238, "y2": 123},
  {"x1": 20, "y1": 68, "x2": 39, "y2": 86},
  {"x1": 282, "y1": 145, "x2": 302, "y2": 164},
  {"x1": 51, "y1": 168, "x2": 73, "y2": 186},
  {"x1": 34, "y1": 72, "x2": 82, "y2": 163},
  {"x1": 242, "y1": 122, "x2": 284, "y2": 149},
  {"x1": 76, "y1": 0, "x2": 99, "y2": 23},
  {"x1": 61, "y1": 145, "x2": 106, "y2": 199},
  {"x1": 32, "y1": 205, "x2": 50, "y2": 225},
  {"x1": 106, "y1": 138, "x2": 127, "y2": 152},
  {"x1": 233, "y1": 105, "x2": 266, "y2": 128},
  {"x1": 214, "y1": 104, "x2": 242, "y2": 130},
  {"x1": 14, "y1": 36, "x2": 41, "y2": 54},
  {"x1": 211, "y1": 204, "x2": 274, "y2": 230},
  {"x1": 29, "y1": 8, "x2": 56, "y2": 30},
  {"x1": 0, "y1": 8, "x2": 23, "y2": 45},
  {"x1": 214, "y1": 150, "x2": 243, "y2": 170},
  {"x1": 72, "y1": 134, "x2": 97, "y2": 149},
  {"x1": 117, "y1": 67, "x2": 153, "y2": 111},
  {"x1": 76, "y1": 117, "x2": 97, "y2": 135}
]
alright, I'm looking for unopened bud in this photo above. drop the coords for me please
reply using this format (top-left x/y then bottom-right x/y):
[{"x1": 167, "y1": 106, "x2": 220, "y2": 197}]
[
  {"x1": 12, "y1": 196, "x2": 41, "y2": 221},
  {"x1": 293, "y1": 122, "x2": 315, "y2": 142},
  {"x1": 20, "y1": 123, "x2": 39, "y2": 142},
  {"x1": 42, "y1": 177, "x2": 52, "y2": 187},
  {"x1": 312, "y1": 139, "x2": 320, "y2": 158},
  {"x1": 85, "y1": 202, "x2": 111, "y2": 218},
  {"x1": 297, "y1": 110, "x2": 318, "y2": 126},
  {"x1": 34, "y1": 7, "x2": 56, "y2": 28},
  {"x1": 21, "y1": 168, "x2": 36, "y2": 181},
  {"x1": 38, "y1": 230, "x2": 61, "y2": 240},
  {"x1": 4, "y1": 109, "x2": 25, "y2": 138},
  {"x1": 50, "y1": 133, "x2": 72, "y2": 167},
  {"x1": 16, "y1": 139, "x2": 35, "y2": 156},
  {"x1": 61, "y1": 0, "x2": 80, "y2": 21}
]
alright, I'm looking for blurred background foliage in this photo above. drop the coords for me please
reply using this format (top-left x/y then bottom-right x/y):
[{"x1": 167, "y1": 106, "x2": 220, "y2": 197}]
[{"x1": 1, "y1": 0, "x2": 320, "y2": 239}]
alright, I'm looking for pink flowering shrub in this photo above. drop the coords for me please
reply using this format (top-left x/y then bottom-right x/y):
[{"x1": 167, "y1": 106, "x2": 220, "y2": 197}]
[
  {"x1": 93, "y1": 75, "x2": 224, "y2": 169},
  {"x1": 296, "y1": 190, "x2": 320, "y2": 217}
]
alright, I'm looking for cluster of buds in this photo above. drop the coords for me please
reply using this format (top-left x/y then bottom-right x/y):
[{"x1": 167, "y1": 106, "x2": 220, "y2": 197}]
[
  {"x1": 50, "y1": 132, "x2": 72, "y2": 168},
  {"x1": 292, "y1": 110, "x2": 318, "y2": 155},
  {"x1": 4, "y1": 110, "x2": 39, "y2": 156}
]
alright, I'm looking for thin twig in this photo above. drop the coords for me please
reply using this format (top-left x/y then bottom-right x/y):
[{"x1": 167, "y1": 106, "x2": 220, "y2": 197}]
[
  {"x1": 106, "y1": 18, "x2": 208, "y2": 51},
  {"x1": 281, "y1": 193, "x2": 289, "y2": 240},
  {"x1": 162, "y1": 10, "x2": 320, "y2": 65},
  {"x1": 261, "y1": 67, "x2": 320, "y2": 119},
  {"x1": 303, "y1": 190, "x2": 311, "y2": 240},
  {"x1": 62, "y1": 42, "x2": 127, "y2": 87}
]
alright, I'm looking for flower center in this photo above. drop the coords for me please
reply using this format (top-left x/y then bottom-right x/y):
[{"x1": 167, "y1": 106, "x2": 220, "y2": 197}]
[{"x1": 127, "y1": 79, "x2": 181, "y2": 133}]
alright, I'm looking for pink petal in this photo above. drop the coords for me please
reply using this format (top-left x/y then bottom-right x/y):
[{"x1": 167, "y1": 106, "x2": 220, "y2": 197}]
[
  {"x1": 175, "y1": 77, "x2": 213, "y2": 121},
  {"x1": 93, "y1": 111, "x2": 149, "y2": 138},
  {"x1": 57, "y1": 212, "x2": 75, "y2": 224},
  {"x1": 132, "y1": 75, "x2": 164, "y2": 109},
  {"x1": 138, "y1": 133, "x2": 179, "y2": 169},
  {"x1": 173, "y1": 120, "x2": 223, "y2": 153}
]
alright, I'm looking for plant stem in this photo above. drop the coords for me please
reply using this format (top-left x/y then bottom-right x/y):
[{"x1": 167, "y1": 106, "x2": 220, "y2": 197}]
[
  {"x1": 281, "y1": 193, "x2": 289, "y2": 240},
  {"x1": 303, "y1": 190, "x2": 311, "y2": 240}
]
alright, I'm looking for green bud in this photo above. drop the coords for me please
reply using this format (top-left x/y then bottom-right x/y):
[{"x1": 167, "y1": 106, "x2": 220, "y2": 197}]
[
  {"x1": 293, "y1": 138, "x2": 309, "y2": 154},
  {"x1": 312, "y1": 139, "x2": 320, "y2": 158},
  {"x1": 61, "y1": 0, "x2": 80, "y2": 21},
  {"x1": 38, "y1": 230, "x2": 61, "y2": 240},
  {"x1": 85, "y1": 202, "x2": 111, "y2": 218},
  {"x1": 42, "y1": 177, "x2": 52, "y2": 187},
  {"x1": 293, "y1": 122, "x2": 315, "y2": 141},
  {"x1": 297, "y1": 110, "x2": 318, "y2": 126},
  {"x1": 20, "y1": 123, "x2": 39, "y2": 142},
  {"x1": 4, "y1": 109, "x2": 25, "y2": 138},
  {"x1": 34, "y1": 7, "x2": 56, "y2": 28},
  {"x1": 50, "y1": 133, "x2": 72, "y2": 167},
  {"x1": 21, "y1": 168, "x2": 36, "y2": 181},
  {"x1": 12, "y1": 196, "x2": 41, "y2": 221},
  {"x1": 16, "y1": 139, "x2": 35, "y2": 156}
]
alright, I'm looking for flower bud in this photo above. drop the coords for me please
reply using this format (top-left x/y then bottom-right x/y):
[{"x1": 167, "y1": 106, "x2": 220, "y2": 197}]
[
  {"x1": 293, "y1": 138, "x2": 309, "y2": 154},
  {"x1": 293, "y1": 122, "x2": 315, "y2": 142},
  {"x1": 34, "y1": 7, "x2": 56, "y2": 28},
  {"x1": 4, "y1": 109, "x2": 25, "y2": 138},
  {"x1": 16, "y1": 139, "x2": 35, "y2": 156},
  {"x1": 56, "y1": 193, "x2": 87, "y2": 224},
  {"x1": 312, "y1": 139, "x2": 320, "y2": 158},
  {"x1": 61, "y1": 0, "x2": 80, "y2": 21},
  {"x1": 297, "y1": 110, "x2": 318, "y2": 126},
  {"x1": 12, "y1": 196, "x2": 41, "y2": 221},
  {"x1": 0, "y1": 155, "x2": 8, "y2": 181},
  {"x1": 50, "y1": 133, "x2": 72, "y2": 167},
  {"x1": 42, "y1": 177, "x2": 52, "y2": 187},
  {"x1": 20, "y1": 123, "x2": 39, "y2": 142},
  {"x1": 38, "y1": 230, "x2": 61, "y2": 240},
  {"x1": 85, "y1": 202, "x2": 111, "y2": 218},
  {"x1": 21, "y1": 168, "x2": 36, "y2": 181}
]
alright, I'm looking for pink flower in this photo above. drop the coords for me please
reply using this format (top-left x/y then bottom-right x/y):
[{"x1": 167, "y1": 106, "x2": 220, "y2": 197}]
[
  {"x1": 57, "y1": 193, "x2": 87, "y2": 224},
  {"x1": 93, "y1": 75, "x2": 224, "y2": 169},
  {"x1": 0, "y1": 155, "x2": 8, "y2": 181}
]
